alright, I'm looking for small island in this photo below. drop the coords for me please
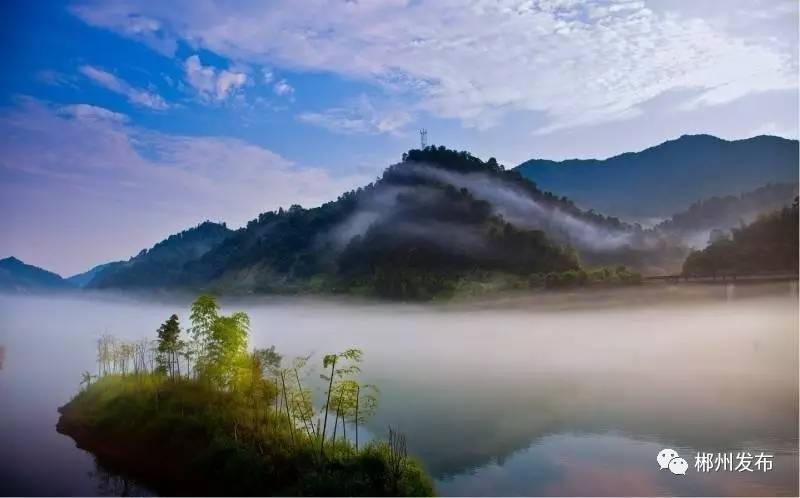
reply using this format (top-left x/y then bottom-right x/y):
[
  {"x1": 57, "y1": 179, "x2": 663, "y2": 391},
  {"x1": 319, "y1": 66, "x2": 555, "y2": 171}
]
[{"x1": 57, "y1": 296, "x2": 435, "y2": 496}]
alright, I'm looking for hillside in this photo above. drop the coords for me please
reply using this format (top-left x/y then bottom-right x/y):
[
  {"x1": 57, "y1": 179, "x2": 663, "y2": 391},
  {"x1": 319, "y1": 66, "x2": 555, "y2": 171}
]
[
  {"x1": 88, "y1": 222, "x2": 233, "y2": 289},
  {"x1": 0, "y1": 257, "x2": 74, "y2": 293},
  {"x1": 515, "y1": 135, "x2": 799, "y2": 220},
  {"x1": 86, "y1": 147, "x2": 666, "y2": 298},
  {"x1": 656, "y1": 182, "x2": 798, "y2": 247},
  {"x1": 89, "y1": 145, "x2": 786, "y2": 296},
  {"x1": 179, "y1": 147, "x2": 597, "y2": 298},
  {"x1": 66, "y1": 262, "x2": 122, "y2": 287},
  {"x1": 682, "y1": 198, "x2": 799, "y2": 276}
]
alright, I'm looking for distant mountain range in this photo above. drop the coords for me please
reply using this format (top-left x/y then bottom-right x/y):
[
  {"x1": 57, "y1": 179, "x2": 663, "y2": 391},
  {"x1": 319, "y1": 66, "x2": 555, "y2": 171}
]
[
  {"x1": 5, "y1": 136, "x2": 797, "y2": 296},
  {"x1": 88, "y1": 221, "x2": 232, "y2": 289},
  {"x1": 1, "y1": 223, "x2": 232, "y2": 294},
  {"x1": 515, "y1": 134, "x2": 798, "y2": 221},
  {"x1": 0, "y1": 257, "x2": 74, "y2": 293}
]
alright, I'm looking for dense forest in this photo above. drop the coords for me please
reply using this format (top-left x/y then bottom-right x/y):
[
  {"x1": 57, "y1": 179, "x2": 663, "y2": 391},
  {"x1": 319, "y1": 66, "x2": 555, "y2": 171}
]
[
  {"x1": 57, "y1": 296, "x2": 433, "y2": 496},
  {"x1": 86, "y1": 146, "x2": 650, "y2": 299},
  {"x1": 682, "y1": 198, "x2": 799, "y2": 277}
]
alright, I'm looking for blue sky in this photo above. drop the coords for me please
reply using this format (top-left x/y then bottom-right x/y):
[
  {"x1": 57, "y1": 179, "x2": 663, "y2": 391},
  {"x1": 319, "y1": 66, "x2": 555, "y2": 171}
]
[{"x1": 1, "y1": 0, "x2": 797, "y2": 275}]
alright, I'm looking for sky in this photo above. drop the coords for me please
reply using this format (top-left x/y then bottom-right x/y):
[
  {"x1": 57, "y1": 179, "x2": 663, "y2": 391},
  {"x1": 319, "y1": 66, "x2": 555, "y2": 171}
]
[{"x1": 0, "y1": 0, "x2": 797, "y2": 276}]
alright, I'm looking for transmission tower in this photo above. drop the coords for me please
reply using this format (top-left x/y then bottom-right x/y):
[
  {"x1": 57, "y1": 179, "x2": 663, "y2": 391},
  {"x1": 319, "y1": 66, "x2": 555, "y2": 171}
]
[{"x1": 419, "y1": 129, "x2": 428, "y2": 149}]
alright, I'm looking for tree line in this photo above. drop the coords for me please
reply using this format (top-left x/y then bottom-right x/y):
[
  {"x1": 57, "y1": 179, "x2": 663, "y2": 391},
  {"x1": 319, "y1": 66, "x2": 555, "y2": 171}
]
[{"x1": 682, "y1": 198, "x2": 799, "y2": 277}]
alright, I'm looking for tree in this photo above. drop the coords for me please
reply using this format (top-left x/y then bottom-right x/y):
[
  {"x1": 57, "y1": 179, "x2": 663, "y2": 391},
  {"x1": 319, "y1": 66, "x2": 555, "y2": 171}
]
[
  {"x1": 80, "y1": 370, "x2": 96, "y2": 391},
  {"x1": 189, "y1": 295, "x2": 250, "y2": 389},
  {"x1": 157, "y1": 314, "x2": 181, "y2": 378},
  {"x1": 189, "y1": 294, "x2": 220, "y2": 361},
  {"x1": 319, "y1": 348, "x2": 363, "y2": 453}
]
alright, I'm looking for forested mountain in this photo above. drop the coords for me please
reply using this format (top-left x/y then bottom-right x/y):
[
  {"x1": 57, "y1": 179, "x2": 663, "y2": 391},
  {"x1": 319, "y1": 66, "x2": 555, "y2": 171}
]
[
  {"x1": 0, "y1": 257, "x2": 74, "y2": 293},
  {"x1": 515, "y1": 134, "x2": 799, "y2": 220},
  {"x1": 657, "y1": 183, "x2": 798, "y2": 233},
  {"x1": 87, "y1": 146, "x2": 670, "y2": 298},
  {"x1": 178, "y1": 147, "x2": 597, "y2": 298},
  {"x1": 66, "y1": 261, "x2": 122, "y2": 287},
  {"x1": 88, "y1": 222, "x2": 232, "y2": 289},
  {"x1": 654, "y1": 182, "x2": 799, "y2": 248},
  {"x1": 682, "y1": 198, "x2": 799, "y2": 276},
  {"x1": 83, "y1": 143, "x2": 796, "y2": 297}
]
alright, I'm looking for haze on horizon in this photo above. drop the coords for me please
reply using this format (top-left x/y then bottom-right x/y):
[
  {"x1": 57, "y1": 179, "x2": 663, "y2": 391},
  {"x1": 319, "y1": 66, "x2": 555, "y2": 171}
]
[{"x1": 0, "y1": 0, "x2": 798, "y2": 276}]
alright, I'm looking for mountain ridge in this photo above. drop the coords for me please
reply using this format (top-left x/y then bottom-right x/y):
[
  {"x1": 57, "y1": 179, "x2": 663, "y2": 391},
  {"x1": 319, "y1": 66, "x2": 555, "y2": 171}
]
[
  {"x1": 89, "y1": 221, "x2": 233, "y2": 289},
  {"x1": 515, "y1": 134, "x2": 799, "y2": 220},
  {"x1": 0, "y1": 256, "x2": 74, "y2": 293},
  {"x1": 88, "y1": 146, "x2": 647, "y2": 297}
]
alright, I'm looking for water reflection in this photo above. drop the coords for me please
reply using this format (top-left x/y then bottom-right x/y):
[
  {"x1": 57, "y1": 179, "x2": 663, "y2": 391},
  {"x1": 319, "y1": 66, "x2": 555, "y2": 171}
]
[
  {"x1": 90, "y1": 463, "x2": 152, "y2": 497},
  {"x1": 0, "y1": 283, "x2": 796, "y2": 496}
]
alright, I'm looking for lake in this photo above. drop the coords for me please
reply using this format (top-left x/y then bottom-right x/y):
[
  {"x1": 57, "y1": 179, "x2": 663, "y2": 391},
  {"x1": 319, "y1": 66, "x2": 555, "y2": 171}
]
[{"x1": 1, "y1": 282, "x2": 797, "y2": 496}]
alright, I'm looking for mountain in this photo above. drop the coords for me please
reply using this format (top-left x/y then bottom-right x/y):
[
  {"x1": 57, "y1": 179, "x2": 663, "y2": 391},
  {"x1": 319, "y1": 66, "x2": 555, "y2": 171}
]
[
  {"x1": 0, "y1": 257, "x2": 74, "y2": 293},
  {"x1": 515, "y1": 135, "x2": 799, "y2": 221},
  {"x1": 67, "y1": 262, "x2": 122, "y2": 287},
  {"x1": 88, "y1": 221, "x2": 233, "y2": 289},
  {"x1": 92, "y1": 147, "x2": 665, "y2": 298},
  {"x1": 160, "y1": 148, "x2": 595, "y2": 298},
  {"x1": 99, "y1": 145, "x2": 794, "y2": 296},
  {"x1": 655, "y1": 182, "x2": 799, "y2": 247}
]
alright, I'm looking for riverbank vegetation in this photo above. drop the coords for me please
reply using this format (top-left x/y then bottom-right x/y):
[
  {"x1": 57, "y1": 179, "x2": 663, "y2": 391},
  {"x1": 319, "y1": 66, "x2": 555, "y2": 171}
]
[{"x1": 58, "y1": 295, "x2": 434, "y2": 496}]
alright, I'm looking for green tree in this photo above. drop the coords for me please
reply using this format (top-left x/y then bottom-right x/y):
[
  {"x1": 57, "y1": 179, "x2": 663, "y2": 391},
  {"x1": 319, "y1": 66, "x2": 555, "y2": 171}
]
[
  {"x1": 319, "y1": 348, "x2": 363, "y2": 453},
  {"x1": 189, "y1": 294, "x2": 219, "y2": 360},
  {"x1": 157, "y1": 314, "x2": 181, "y2": 378},
  {"x1": 190, "y1": 295, "x2": 250, "y2": 389}
]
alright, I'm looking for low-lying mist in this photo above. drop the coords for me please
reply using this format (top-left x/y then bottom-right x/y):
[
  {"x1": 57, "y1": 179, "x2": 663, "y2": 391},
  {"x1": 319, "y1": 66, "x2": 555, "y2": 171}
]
[{"x1": 1, "y1": 283, "x2": 797, "y2": 495}]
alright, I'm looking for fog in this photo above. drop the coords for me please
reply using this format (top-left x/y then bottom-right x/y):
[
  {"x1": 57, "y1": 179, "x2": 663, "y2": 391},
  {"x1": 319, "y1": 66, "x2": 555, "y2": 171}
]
[
  {"x1": 402, "y1": 164, "x2": 639, "y2": 250},
  {"x1": 328, "y1": 185, "x2": 489, "y2": 253},
  {"x1": 332, "y1": 164, "x2": 751, "y2": 258},
  {"x1": 0, "y1": 283, "x2": 797, "y2": 496}
]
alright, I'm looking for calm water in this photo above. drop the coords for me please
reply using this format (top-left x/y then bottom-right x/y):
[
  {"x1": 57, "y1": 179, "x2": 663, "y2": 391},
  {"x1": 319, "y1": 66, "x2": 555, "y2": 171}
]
[{"x1": 1, "y1": 283, "x2": 797, "y2": 496}]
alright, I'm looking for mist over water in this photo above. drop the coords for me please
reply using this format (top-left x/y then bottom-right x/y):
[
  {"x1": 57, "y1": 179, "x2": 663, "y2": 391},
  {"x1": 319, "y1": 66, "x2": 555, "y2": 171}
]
[{"x1": 0, "y1": 283, "x2": 797, "y2": 496}]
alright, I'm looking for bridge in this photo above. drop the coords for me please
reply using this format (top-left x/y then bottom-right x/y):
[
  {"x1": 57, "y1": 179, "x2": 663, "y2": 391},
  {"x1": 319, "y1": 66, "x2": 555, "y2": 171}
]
[{"x1": 644, "y1": 272, "x2": 798, "y2": 284}]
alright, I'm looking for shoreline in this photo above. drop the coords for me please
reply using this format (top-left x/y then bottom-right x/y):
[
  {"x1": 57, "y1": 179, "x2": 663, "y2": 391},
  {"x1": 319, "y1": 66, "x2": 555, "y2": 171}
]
[{"x1": 55, "y1": 376, "x2": 435, "y2": 497}]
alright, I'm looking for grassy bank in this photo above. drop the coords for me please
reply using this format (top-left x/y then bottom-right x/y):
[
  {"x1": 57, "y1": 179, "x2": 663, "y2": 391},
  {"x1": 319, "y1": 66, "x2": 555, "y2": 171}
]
[{"x1": 58, "y1": 375, "x2": 433, "y2": 496}]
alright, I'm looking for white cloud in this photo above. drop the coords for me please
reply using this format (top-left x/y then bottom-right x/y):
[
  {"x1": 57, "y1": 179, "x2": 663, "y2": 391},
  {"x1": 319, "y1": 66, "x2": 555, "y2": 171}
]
[
  {"x1": 80, "y1": 65, "x2": 169, "y2": 110},
  {"x1": 273, "y1": 79, "x2": 294, "y2": 97},
  {"x1": 0, "y1": 97, "x2": 370, "y2": 273},
  {"x1": 71, "y1": 0, "x2": 797, "y2": 133},
  {"x1": 59, "y1": 103, "x2": 129, "y2": 122},
  {"x1": 183, "y1": 54, "x2": 248, "y2": 101},
  {"x1": 70, "y1": 5, "x2": 177, "y2": 55},
  {"x1": 298, "y1": 95, "x2": 411, "y2": 135}
]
